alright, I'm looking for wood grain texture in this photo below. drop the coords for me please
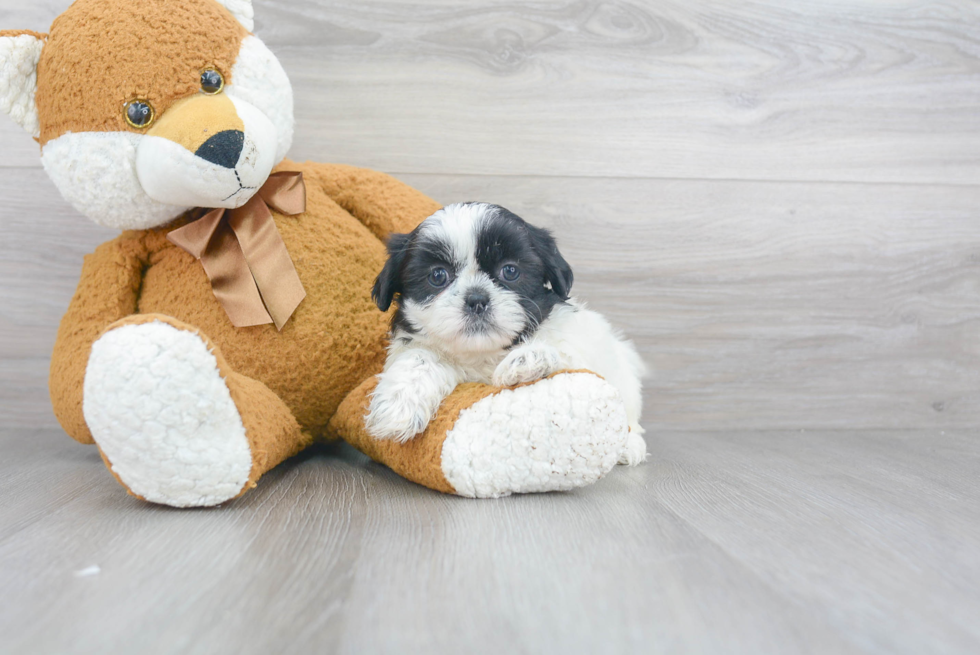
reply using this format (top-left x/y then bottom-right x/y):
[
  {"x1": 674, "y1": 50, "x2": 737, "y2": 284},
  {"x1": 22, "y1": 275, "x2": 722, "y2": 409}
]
[
  {"x1": 278, "y1": 0, "x2": 980, "y2": 184},
  {"x1": 7, "y1": 0, "x2": 980, "y2": 184},
  {"x1": 1, "y1": 428, "x2": 978, "y2": 654}
]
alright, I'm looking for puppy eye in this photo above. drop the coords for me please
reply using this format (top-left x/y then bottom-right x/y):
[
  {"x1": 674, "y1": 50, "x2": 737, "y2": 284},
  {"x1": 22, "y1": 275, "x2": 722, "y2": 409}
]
[
  {"x1": 500, "y1": 264, "x2": 520, "y2": 282},
  {"x1": 428, "y1": 267, "x2": 450, "y2": 288},
  {"x1": 124, "y1": 100, "x2": 155, "y2": 129},
  {"x1": 200, "y1": 68, "x2": 225, "y2": 95}
]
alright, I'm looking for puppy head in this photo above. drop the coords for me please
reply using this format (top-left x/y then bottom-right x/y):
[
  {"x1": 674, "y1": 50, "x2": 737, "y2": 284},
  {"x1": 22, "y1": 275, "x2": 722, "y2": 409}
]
[
  {"x1": 373, "y1": 203, "x2": 574, "y2": 353},
  {"x1": 0, "y1": 0, "x2": 294, "y2": 230}
]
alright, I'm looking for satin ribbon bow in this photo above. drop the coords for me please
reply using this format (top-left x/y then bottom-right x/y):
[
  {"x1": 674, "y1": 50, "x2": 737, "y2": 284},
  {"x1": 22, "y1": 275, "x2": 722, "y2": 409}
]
[{"x1": 167, "y1": 171, "x2": 308, "y2": 331}]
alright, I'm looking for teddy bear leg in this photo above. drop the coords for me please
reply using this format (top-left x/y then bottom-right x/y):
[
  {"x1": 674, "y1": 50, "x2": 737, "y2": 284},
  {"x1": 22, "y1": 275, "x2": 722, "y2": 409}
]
[
  {"x1": 83, "y1": 314, "x2": 310, "y2": 507},
  {"x1": 330, "y1": 371, "x2": 631, "y2": 498}
]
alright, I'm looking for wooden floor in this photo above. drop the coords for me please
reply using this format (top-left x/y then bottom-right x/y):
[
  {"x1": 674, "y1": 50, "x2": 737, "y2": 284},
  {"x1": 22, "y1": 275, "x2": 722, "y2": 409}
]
[
  {"x1": 2, "y1": 1, "x2": 979, "y2": 653},
  {"x1": 2, "y1": 427, "x2": 979, "y2": 654}
]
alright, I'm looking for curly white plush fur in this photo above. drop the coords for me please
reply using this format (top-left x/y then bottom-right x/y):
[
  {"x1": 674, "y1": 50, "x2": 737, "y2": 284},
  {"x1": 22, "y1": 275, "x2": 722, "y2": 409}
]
[
  {"x1": 442, "y1": 372, "x2": 630, "y2": 497},
  {"x1": 84, "y1": 321, "x2": 253, "y2": 507},
  {"x1": 0, "y1": 33, "x2": 43, "y2": 138},
  {"x1": 215, "y1": 0, "x2": 255, "y2": 31}
]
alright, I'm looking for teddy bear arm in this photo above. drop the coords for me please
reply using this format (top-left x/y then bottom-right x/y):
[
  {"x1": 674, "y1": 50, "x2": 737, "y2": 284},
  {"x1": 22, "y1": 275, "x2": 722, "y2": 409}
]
[
  {"x1": 293, "y1": 160, "x2": 442, "y2": 240},
  {"x1": 49, "y1": 235, "x2": 148, "y2": 444},
  {"x1": 329, "y1": 371, "x2": 631, "y2": 498}
]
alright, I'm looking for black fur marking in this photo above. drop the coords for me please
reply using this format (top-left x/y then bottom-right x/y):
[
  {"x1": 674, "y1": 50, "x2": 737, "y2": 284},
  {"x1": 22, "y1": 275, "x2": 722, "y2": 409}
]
[
  {"x1": 391, "y1": 308, "x2": 420, "y2": 335},
  {"x1": 371, "y1": 203, "x2": 575, "y2": 341},
  {"x1": 475, "y1": 206, "x2": 572, "y2": 335},
  {"x1": 372, "y1": 232, "x2": 411, "y2": 312},
  {"x1": 398, "y1": 233, "x2": 457, "y2": 307},
  {"x1": 372, "y1": 223, "x2": 458, "y2": 333},
  {"x1": 523, "y1": 221, "x2": 573, "y2": 301}
]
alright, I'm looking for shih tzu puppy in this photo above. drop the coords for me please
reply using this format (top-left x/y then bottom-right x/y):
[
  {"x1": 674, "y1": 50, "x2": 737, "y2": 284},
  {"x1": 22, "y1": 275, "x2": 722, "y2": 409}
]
[{"x1": 366, "y1": 202, "x2": 648, "y2": 466}]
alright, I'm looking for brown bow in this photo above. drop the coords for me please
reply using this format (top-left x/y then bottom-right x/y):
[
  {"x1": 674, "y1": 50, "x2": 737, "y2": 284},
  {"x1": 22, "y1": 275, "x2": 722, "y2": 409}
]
[{"x1": 167, "y1": 171, "x2": 308, "y2": 331}]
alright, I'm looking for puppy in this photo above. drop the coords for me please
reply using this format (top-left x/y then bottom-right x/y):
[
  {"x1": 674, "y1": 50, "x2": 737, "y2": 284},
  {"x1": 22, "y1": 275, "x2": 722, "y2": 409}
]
[{"x1": 366, "y1": 202, "x2": 648, "y2": 465}]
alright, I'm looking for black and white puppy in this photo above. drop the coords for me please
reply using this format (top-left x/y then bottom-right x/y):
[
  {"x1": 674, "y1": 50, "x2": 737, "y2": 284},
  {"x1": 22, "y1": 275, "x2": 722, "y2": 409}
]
[{"x1": 366, "y1": 202, "x2": 647, "y2": 465}]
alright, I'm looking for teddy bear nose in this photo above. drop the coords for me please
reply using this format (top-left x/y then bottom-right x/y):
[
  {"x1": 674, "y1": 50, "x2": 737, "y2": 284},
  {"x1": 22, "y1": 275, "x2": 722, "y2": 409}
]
[{"x1": 195, "y1": 130, "x2": 245, "y2": 169}]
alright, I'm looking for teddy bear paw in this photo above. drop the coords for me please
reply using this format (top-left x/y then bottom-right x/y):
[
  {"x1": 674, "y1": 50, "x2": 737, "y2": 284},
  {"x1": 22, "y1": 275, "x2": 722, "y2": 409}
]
[
  {"x1": 440, "y1": 371, "x2": 630, "y2": 498},
  {"x1": 83, "y1": 320, "x2": 253, "y2": 507}
]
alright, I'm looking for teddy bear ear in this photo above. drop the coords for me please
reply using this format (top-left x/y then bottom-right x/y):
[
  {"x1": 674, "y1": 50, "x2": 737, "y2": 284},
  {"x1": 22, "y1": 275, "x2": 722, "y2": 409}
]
[
  {"x1": 213, "y1": 0, "x2": 255, "y2": 32},
  {"x1": 0, "y1": 30, "x2": 46, "y2": 139}
]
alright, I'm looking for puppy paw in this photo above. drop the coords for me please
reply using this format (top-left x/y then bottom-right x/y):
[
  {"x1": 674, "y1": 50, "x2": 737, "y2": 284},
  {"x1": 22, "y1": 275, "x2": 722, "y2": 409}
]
[
  {"x1": 619, "y1": 428, "x2": 648, "y2": 466},
  {"x1": 365, "y1": 352, "x2": 456, "y2": 442},
  {"x1": 492, "y1": 344, "x2": 562, "y2": 387},
  {"x1": 365, "y1": 388, "x2": 437, "y2": 443}
]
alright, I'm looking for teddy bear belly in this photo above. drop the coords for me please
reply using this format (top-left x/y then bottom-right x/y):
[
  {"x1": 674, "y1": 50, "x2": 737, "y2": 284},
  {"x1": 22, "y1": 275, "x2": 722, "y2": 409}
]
[{"x1": 135, "y1": 216, "x2": 392, "y2": 437}]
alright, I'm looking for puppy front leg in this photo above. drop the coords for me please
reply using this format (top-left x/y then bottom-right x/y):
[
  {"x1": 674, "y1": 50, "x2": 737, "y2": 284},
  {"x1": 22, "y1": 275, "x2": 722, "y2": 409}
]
[
  {"x1": 365, "y1": 349, "x2": 460, "y2": 442},
  {"x1": 492, "y1": 343, "x2": 562, "y2": 387}
]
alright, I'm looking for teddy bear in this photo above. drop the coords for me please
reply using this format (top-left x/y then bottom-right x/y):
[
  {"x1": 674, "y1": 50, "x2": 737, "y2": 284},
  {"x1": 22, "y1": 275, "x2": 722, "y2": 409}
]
[{"x1": 0, "y1": 0, "x2": 632, "y2": 507}]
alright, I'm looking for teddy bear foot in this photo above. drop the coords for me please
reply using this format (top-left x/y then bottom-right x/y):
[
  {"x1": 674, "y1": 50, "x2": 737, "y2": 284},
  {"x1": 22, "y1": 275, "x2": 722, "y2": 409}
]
[
  {"x1": 335, "y1": 371, "x2": 634, "y2": 498},
  {"x1": 83, "y1": 320, "x2": 253, "y2": 507},
  {"x1": 441, "y1": 372, "x2": 631, "y2": 498}
]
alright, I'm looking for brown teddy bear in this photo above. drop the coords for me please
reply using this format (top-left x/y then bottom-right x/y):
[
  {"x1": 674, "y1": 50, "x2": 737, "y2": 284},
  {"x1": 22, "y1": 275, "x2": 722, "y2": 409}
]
[{"x1": 0, "y1": 0, "x2": 631, "y2": 507}]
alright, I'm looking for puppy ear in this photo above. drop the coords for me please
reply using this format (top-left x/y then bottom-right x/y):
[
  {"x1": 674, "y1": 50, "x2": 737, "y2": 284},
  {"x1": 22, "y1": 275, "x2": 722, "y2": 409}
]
[
  {"x1": 372, "y1": 233, "x2": 411, "y2": 311},
  {"x1": 213, "y1": 0, "x2": 255, "y2": 31},
  {"x1": 0, "y1": 31, "x2": 46, "y2": 139},
  {"x1": 527, "y1": 224, "x2": 574, "y2": 300}
]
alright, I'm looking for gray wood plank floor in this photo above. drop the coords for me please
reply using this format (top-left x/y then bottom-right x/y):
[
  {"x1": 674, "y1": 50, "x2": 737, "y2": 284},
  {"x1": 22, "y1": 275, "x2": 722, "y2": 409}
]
[
  {"x1": 2, "y1": 427, "x2": 978, "y2": 654},
  {"x1": 2, "y1": 0, "x2": 979, "y2": 653}
]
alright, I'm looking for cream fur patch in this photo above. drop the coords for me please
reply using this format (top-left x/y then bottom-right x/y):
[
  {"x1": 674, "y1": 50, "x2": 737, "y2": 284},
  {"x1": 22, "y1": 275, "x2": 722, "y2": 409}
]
[
  {"x1": 228, "y1": 36, "x2": 295, "y2": 163},
  {"x1": 41, "y1": 132, "x2": 187, "y2": 230},
  {"x1": 83, "y1": 321, "x2": 253, "y2": 508},
  {"x1": 0, "y1": 33, "x2": 44, "y2": 138},
  {"x1": 441, "y1": 372, "x2": 630, "y2": 498},
  {"x1": 214, "y1": 0, "x2": 255, "y2": 32}
]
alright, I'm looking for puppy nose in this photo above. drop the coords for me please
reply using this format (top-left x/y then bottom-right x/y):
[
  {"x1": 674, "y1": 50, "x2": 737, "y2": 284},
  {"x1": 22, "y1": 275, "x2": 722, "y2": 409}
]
[
  {"x1": 195, "y1": 130, "x2": 245, "y2": 169},
  {"x1": 465, "y1": 290, "x2": 490, "y2": 316}
]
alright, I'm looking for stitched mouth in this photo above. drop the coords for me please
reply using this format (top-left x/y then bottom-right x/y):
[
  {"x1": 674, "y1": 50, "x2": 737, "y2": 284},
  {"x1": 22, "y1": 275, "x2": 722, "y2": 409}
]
[{"x1": 221, "y1": 170, "x2": 259, "y2": 202}]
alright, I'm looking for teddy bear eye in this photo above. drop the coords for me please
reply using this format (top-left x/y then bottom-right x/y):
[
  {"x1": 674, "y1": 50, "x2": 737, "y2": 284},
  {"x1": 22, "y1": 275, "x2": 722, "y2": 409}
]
[
  {"x1": 124, "y1": 100, "x2": 155, "y2": 129},
  {"x1": 200, "y1": 69, "x2": 225, "y2": 95}
]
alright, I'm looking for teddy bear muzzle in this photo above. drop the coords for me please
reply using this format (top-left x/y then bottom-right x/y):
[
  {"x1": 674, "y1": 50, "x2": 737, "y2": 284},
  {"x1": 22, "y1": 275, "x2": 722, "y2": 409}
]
[{"x1": 135, "y1": 93, "x2": 278, "y2": 210}]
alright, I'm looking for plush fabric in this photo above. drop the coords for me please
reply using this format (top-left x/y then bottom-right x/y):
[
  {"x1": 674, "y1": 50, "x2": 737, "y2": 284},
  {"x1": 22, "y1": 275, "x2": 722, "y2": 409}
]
[
  {"x1": 331, "y1": 370, "x2": 629, "y2": 497},
  {"x1": 36, "y1": 0, "x2": 248, "y2": 145},
  {"x1": 1, "y1": 0, "x2": 632, "y2": 507},
  {"x1": 230, "y1": 36, "x2": 294, "y2": 162},
  {"x1": 332, "y1": 378, "x2": 502, "y2": 495},
  {"x1": 0, "y1": 31, "x2": 46, "y2": 137},
  {"x1": 51, "y1": 159, "x2": 441, "y2": 446},
  {"x1": 85, "y1": 317, "x2": 256, "y2": 507}
]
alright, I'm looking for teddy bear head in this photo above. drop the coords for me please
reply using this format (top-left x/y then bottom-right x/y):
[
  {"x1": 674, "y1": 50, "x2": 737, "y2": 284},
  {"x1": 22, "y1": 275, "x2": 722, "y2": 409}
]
[{"x1": 0, "y1": 0, "x2": 294, "y2": 230}]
